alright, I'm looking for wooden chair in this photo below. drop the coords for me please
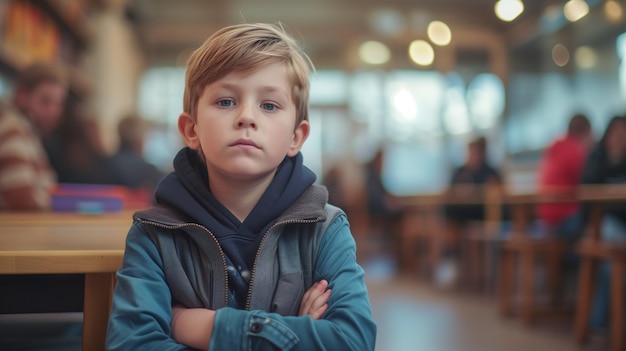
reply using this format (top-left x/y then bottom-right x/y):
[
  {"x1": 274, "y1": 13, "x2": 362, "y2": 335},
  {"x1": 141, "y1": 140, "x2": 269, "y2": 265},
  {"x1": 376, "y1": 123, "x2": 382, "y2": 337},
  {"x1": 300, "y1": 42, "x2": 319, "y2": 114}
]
[
  {"x1": 574, "y1": 204, "x2": 626, "y2": 351},
  {"x1": 449, "y1": 185, "x2": 505, "y2": 291},
  {"x1": 428, "y1": 219, "x2": 500, "y2": 292},
  {"x1": 398, "y1": 185, "x2": 503, "y2": 286},
  {"x1": 461, "y1": 188, "x2": 505, "y2": 293},
  {"x1": 462, "y1": 222, "x2": 503, "y2": 293},
  {"x1": 347, "y1": 186, "x2": 405, "y2": 266},
  {"x1": 398, "y1": 195, "x2": 442, "y2": 276},
  {"x1": 498, "y1": 234, "x2": 571, "y2": 323},
  {"x1": 497, "y1": 194, "x2": 573, "y2": 325}
]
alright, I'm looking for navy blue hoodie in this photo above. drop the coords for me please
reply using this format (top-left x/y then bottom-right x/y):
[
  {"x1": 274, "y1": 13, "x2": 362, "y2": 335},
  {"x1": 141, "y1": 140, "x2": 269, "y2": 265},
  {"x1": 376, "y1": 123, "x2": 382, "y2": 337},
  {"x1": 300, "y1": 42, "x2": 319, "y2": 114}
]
[{"x1": 154, "y1": 147, "x2": 316, "y2": 306}]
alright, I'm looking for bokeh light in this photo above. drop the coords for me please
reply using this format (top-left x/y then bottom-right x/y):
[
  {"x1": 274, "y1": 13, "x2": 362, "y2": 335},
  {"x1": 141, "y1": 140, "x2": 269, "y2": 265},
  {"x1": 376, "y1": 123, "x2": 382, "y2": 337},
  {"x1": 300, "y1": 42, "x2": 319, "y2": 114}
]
[
  {"x1": 427, "y1": 21, "x2": 452, "y2": 46},
  {"x1": 604, "y1": 0, "x2": 624, "y2": 23},
  {"x1": 408, "y1": 40, "x2": 435, "y2": 66},
  {"x1": 564, "y1": 0, "x2": 589, "y2": 22},
  {"x1": 552, "y1": 44, "x2": 570, "y2": 67},
  {"x1": 358, "y1": 41, "x2": 391, "y2": 65},
  {"x1": 574, "y1": 46, "x2": 597, "y2": 69},
  {"x1": 494, "y1": 0, "x2": 524, "y2": 22}
]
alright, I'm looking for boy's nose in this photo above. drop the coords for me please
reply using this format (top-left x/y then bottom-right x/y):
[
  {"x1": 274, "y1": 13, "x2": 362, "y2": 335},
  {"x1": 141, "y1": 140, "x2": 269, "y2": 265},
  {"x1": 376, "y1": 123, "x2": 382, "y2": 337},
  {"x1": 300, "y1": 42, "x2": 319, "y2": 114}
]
[
  {"x1": 237, "y1": 120, "x2": 256, "y2": 129},
  {"x1": 235, "y1": 104, "x2": 257, "y2": 129}
]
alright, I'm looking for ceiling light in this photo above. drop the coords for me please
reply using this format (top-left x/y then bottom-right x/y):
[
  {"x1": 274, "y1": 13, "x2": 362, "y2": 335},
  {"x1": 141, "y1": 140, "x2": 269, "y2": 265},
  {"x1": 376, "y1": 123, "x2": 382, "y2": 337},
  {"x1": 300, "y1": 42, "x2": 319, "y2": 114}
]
[
  {"x1": 358, "y1": 41, "x2": 391, "y2": 65},
  {"x1": 408, "y1": 40, "x2": 434, "y2": 66},
  {"x1": 604, "y1": 0, "x2": 624, "y2": 23},
  {"x1": 494, "y1": 0, "x2": 524, "y2": 22},
  {"x1": 427, "y1": 21, "x2": 452, "y2": 46},
  {"x1": 564, "y1": 0, "x2": 589, "y2": 22},
  {"x1": 552, "y1": 44, "x2": 570, "y2": 67}
]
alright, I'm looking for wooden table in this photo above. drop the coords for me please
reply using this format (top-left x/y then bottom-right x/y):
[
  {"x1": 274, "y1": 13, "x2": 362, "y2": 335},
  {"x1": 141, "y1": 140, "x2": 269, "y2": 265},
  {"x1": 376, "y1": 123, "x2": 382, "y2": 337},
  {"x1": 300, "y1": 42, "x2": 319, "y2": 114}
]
[
  {"x1": 0, "y1": 210, "x2": 133, "y2": 351},
  {"x1": 394, "y1": 184, "x2": 504, "y2": 274}
]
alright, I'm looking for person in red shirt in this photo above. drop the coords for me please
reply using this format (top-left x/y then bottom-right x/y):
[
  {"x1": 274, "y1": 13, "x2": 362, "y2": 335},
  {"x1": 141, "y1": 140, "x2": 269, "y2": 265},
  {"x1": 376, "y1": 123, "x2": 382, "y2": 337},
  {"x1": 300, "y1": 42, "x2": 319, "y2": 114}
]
[{"x1": 536, "y1": 113, "x2": 594, "y2": 239}]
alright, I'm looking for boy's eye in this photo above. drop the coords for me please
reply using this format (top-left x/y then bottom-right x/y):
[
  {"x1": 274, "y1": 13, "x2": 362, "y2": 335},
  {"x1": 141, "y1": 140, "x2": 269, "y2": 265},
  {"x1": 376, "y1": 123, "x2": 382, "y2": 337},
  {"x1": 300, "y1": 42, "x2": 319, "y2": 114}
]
[
  {"x1": 261, "y1": 103, "x2": 277, "y2": 111},
  {"x1": 218, "y1": 99, "x2": 234, "y2": 107}
]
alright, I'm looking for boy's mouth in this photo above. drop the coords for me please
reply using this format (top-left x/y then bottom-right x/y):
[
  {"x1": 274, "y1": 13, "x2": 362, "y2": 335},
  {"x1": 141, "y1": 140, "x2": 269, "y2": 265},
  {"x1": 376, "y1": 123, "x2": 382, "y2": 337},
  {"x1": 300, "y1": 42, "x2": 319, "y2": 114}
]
[{"x1": 230, "y1": 138, "x2": 260, "y2": 149}]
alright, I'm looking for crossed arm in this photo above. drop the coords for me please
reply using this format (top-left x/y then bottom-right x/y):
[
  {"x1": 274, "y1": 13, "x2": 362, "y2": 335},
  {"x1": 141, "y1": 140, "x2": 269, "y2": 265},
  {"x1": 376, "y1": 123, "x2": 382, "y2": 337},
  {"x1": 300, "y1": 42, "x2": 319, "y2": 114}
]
[{"x1": 171, "y1": 280, "x2": 332, "y2": 349}]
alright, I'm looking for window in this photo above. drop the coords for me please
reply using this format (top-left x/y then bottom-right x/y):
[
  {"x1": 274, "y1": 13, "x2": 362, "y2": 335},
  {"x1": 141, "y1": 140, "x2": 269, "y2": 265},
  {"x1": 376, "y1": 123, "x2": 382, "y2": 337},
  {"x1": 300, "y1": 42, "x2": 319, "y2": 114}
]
[{"x1": 137, "y1": 67, "x2": 186, "y2": 170}]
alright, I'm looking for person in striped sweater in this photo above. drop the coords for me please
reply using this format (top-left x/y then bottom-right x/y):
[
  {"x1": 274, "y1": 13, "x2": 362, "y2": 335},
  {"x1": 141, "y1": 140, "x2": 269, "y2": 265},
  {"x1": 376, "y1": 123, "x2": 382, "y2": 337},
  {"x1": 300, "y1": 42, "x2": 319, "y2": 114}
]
[{"x1": 0, "y1": 62, "x2": 68, "y2": 210}]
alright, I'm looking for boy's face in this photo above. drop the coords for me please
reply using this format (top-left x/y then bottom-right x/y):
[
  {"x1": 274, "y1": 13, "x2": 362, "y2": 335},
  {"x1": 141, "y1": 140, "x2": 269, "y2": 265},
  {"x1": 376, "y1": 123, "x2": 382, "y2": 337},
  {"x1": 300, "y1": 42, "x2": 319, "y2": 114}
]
[{"x1": 179, "y1": 62, "x2": 309, "y2": 183}]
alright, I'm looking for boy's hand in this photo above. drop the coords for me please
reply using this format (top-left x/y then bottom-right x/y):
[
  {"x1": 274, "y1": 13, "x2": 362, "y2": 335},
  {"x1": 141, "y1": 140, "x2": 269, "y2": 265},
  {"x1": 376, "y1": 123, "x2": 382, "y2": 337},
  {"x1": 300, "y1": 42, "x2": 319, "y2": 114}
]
[{"x1": 298, "y1": 279, "x2": 331, "y2": 320}]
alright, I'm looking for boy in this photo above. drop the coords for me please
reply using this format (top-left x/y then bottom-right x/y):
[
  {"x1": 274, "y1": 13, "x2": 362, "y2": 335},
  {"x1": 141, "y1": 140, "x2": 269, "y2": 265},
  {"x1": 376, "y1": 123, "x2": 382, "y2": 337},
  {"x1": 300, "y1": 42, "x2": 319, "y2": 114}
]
[
  {"x1": 0, "y1": 62, "x2": 68, "y2": 210},
  {"x1": 106, "y1": 23, "x2": 376, "y2": 350}
]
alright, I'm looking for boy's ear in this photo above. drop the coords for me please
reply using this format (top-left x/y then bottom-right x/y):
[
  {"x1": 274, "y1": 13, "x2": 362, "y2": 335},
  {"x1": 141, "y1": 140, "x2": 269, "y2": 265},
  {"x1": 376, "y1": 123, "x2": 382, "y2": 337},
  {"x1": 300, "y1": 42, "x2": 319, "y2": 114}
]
[
  {"x1": 178, "y1": 112, "x2": 200, "y2": 149},
  {"x1": 287, "y1": 120, "x2": 310, "y2": 157}
]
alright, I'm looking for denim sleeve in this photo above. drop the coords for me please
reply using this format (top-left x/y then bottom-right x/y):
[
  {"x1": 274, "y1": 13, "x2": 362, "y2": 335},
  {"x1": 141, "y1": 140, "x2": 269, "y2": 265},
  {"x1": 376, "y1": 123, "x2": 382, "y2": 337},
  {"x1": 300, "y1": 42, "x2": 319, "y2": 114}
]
[
  {"x1": 105, "y1": 222, "x2": 195, "y2": 351},
  {"x1": 210, "y1": 214, "x2": 377, "y2": 351}
]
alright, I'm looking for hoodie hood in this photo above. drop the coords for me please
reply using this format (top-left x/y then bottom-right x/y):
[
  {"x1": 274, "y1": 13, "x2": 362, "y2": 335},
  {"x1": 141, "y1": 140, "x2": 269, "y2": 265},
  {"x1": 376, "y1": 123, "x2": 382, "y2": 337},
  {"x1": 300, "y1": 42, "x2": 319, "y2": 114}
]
[{"x1": 154, "y1": 147, "x2": 316, "y2": 277}]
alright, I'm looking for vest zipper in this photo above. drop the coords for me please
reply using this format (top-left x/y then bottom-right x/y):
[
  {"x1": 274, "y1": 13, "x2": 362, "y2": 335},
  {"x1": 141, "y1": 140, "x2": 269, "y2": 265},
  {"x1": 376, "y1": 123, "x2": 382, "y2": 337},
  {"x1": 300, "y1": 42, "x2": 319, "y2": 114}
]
[
  {"x1": 138, "y1": 219, "x2": 229, "y2": 307},
  {"x1": 244, "y1": 217, "x2": 322, "y2": 311}
]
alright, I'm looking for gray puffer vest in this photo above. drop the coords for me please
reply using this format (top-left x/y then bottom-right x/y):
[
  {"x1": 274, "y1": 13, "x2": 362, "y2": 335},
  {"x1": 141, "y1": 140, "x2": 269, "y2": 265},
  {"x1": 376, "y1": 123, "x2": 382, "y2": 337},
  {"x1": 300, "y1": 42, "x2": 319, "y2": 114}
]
[{"x1": 133, "y1": 185, "x2": 342, "y2": 316}]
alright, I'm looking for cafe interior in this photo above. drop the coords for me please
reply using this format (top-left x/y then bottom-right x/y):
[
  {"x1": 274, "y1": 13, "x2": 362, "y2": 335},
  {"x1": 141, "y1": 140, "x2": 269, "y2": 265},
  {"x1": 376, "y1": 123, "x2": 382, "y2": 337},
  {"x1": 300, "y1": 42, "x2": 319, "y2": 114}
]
[{"x1": 1, "y1": 0, "x2": 626, "y2": 350}]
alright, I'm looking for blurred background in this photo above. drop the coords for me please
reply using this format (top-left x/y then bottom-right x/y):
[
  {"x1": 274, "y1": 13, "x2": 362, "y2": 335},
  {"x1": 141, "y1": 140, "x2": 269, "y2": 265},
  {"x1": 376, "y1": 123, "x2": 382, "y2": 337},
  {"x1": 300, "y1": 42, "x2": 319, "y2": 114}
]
[
  {"x1": 0, "y1": 0, "x2": 624, "y2": 350},
  {"x1": 2, "y1": 0, "x2": 624, "y2": 192}
]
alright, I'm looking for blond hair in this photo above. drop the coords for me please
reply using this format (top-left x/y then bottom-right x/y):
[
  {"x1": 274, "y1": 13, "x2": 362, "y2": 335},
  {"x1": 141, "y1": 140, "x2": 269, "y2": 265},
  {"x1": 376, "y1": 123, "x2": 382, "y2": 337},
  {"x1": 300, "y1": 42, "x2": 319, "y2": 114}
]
[{"x1": 182, "y1": 23, "x2": 313, "y2": 126}]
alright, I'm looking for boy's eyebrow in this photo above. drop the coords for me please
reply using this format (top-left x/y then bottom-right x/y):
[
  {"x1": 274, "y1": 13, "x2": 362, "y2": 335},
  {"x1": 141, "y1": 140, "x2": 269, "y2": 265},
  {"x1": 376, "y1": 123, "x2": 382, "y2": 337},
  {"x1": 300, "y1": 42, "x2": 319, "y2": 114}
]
[
  {"x1": 213, "y1": 82, "x2": 290, "y2": 97},
  {"x1": 258, "y1": 86, "x2": 291, "y2": 99}
]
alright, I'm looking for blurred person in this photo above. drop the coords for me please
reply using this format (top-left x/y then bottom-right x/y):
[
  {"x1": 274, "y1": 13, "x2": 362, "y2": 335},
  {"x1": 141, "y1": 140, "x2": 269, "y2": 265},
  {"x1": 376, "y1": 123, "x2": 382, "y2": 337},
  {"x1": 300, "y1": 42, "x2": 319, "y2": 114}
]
[
  {"x1": 0, "y1": 62, "x2": 68, "y2": 210},
  {"x1": 536, "y1": 113, "x2": 594, "y2": 240},
  {"x1": 365, "y1": 148, "x2": 402, "y2": 220},
  {"x1": 436, "y1": 136, "x2": 504, "y2": 287},
  {"x1": 444, "y1": 136, "x2": 503, "y2": 223},
  {"x1": 106, "y1": 23, "x2": 375, "y2": 350},
  {"x1": 363, "y1": 148, "x2": 403, "y2": 260},
  {"x1": 44, "y1": 102, "x2": 120, "y2": 185},
  {"x1": 0, "y1": 62, "x2": 84, "y2": 332},
  {"x1": 108, "y1": 113, "x2": 165, "y2": 194},
  {"x1": 581, "y1": 115, "x2": 626, "y2": 330},
  {"x1": 582, "y1": 116, "x2": 626, "y2": 240}
]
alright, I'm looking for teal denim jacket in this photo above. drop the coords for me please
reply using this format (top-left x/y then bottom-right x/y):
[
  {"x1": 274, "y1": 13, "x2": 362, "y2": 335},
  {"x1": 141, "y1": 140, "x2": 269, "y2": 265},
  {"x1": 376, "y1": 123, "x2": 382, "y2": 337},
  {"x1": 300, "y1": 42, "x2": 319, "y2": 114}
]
[{"x1": 106, "y1": 188, "x2": 376, "y2": 350}]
